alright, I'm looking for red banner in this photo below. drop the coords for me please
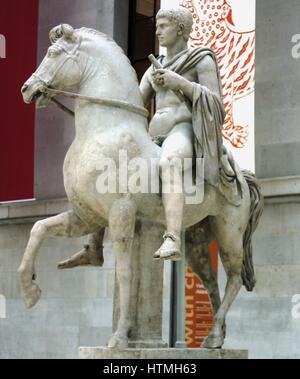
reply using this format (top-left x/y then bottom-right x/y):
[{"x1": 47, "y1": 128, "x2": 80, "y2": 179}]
[
  {"x1": 185, "y1": 241, "x2": 218, "y2": 347},
  {"x1": 0, "y1": 0, "x2": 39, "y2": 201}
]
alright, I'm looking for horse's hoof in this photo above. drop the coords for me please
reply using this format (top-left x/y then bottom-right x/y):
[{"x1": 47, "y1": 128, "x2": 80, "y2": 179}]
[
  {"x1": 202, "y1": 333, "x2": 224, "y2": 349},
  {"x1": 21, "y1": 283, "x2": 42, "y2": 309},
  {"x1": 107, "y1": 333, "x2": 128, "y2": 349},
  {"x1": 57, "y1": 247, "x2": 104, "y2": 270}
]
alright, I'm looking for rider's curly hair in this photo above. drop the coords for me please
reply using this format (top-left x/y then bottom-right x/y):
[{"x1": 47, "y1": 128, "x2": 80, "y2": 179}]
[{"x1": 156, "y1": 8, "x2": 193, "y2": 42}]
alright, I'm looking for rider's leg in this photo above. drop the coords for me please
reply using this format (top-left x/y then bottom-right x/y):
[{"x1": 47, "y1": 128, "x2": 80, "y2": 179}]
[{"x1": 154, "y1": 123, "x2": 194, "y2": 261}]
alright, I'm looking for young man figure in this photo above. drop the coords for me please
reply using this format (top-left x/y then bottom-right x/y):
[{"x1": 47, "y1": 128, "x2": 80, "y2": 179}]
[{"x1": 139, "y1": 8, "x2": 225, "y2": 261}]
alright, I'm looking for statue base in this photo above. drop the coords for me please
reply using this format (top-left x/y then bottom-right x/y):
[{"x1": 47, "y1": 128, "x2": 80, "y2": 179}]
[
  {"x1": 79, "y1": 347, "x2": 248, "y2": 359},
  {"x1": 128, "y1": 340, "x2": 168, "y2": 349}
]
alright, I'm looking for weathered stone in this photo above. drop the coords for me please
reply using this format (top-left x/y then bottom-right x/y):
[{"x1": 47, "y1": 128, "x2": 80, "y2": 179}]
[
  {"x1": 18, "y1": 6, "x2": 262, "y2": 353},
  {"x1": 79, "y1": 347, "x2": 248, "y2": 360}
]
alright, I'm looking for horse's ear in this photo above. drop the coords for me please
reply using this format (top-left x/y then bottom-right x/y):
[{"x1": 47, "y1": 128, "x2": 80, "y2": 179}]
[
  {"x1": 49, "y1": 24, "x2": 78, "y2": 44},
  {"x1": 49, "y1": 25, "x2": 64, "y2": 44},
  {"x1": 61, "y1": 24, "x2": 78, "y2": 42}
]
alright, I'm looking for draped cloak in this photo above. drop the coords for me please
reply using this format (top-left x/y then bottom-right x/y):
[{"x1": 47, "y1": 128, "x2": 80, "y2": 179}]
[{"x1": 156, "y1": 47, "x2": 226, "y2": 188}]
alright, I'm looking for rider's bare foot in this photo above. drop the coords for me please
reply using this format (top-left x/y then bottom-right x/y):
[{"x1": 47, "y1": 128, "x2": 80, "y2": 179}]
[
  {"x1": 153, "y1": 232, "x2": 181, "y2": 261},
  {"x1": 57, "y1": 245, "x2": 104, "y2": 270}
]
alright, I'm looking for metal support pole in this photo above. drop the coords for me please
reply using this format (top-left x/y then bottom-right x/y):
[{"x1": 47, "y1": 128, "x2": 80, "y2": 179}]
[{"x1": 169, "y1": 231, "x2": 186, "y2": 348}]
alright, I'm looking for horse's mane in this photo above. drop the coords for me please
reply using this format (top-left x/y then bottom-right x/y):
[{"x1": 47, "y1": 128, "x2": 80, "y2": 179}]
[
  {"x1": 78, "y1": 27, "x2": 113, "y2": 42},
  {"x1": 77, "y1": 27, "x2": 138, "y2": 80},
  {"x1": 77, "y1": 27, "x2": 125, "y2": 57}
]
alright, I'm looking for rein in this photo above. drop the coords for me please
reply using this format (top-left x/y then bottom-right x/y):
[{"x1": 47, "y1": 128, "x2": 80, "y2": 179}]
[{"x1": 43, "y1": 87, "x2": 149, "y2": 119}]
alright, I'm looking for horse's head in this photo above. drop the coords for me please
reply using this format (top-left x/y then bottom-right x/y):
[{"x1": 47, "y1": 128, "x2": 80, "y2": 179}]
[{"x1": 21, "y1": 24, "x2": 82, "y2": 107}]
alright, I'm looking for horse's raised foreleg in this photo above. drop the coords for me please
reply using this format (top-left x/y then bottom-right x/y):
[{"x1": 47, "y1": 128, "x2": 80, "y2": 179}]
[
  {"x1": 57, "y1": 227, "x2": 105, "y2": 269},
  {"x1": 203, "y1": 219, "x2": 243, "y2": 348},
  {"x1": 107, "y1": 195, "x2": 137, "y2": 349},
  {"x1": 18, "y1": 211, "x2": 90, "y2": 309}
]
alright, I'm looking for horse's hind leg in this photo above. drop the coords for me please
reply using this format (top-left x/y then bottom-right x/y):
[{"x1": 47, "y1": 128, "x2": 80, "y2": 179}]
[
  {"x1": 18, "y1": 211, "x2": 90, "y2": 309},
  {"x1": 57, "y1": 227, "x2": 106, "y2": 269},
  {"x1": 185, "y1": 222, "x2": 221, "y2": 317},
  {"x1": 107, "y1": 195, "x2": 137, "y2": 349},
  {"x1": 203, "y1": 217, "x2": 244, "y2": 349}
]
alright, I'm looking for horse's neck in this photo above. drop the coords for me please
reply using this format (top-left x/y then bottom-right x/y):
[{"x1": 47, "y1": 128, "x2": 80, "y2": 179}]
[
  {"x1": 78, "y1": 47, "x2": 142, "y2": 106},
  {"x1": 72, "y1": 40, "x2": 148, "y2": 138}
]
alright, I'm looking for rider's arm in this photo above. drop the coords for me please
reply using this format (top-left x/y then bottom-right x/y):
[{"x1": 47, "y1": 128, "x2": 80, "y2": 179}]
[
  {"x1": 139, "y1": 67, "x2": 155, "y2": 107},
  {"x1": 195, "y1": 55, "x2": 221, "y2": 98},
  {"x1": 166, "y1": 55, "x2": 221, "y2": 101}
]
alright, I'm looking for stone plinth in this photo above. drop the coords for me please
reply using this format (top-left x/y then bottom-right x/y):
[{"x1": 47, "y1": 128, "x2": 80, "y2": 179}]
[
  {"x1": 79, "y1": 347, "x2": 248, "y2": 360},
  {"x1": 113, "y1": 220, "x2": 166, "y2": 347}
]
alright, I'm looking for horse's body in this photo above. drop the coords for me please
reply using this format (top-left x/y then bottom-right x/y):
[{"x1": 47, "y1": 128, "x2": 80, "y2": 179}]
[{"x1": 19, "y1": 25, "x2": 263, "y2": 349}]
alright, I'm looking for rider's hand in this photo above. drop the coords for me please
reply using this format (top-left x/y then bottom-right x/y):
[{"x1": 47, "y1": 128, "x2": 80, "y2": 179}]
[{"x1": 152, "y1": 69, "x2": 185, "y2": 92}]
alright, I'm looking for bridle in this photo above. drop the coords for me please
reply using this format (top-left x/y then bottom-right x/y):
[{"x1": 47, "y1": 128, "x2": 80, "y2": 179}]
[
  {"x1": 41, "y1": 86, "x2": 149, "y2": 119},
  {"x1": 33, "y1": 41, "x2": 149, "y2": 119}
]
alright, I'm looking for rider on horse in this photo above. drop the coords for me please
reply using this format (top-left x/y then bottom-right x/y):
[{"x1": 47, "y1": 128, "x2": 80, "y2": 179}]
[{"x1": 57, "y1": 7, "x2": 239, "y2": 269}]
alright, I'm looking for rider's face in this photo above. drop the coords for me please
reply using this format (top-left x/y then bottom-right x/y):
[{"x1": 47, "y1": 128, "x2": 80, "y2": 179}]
[{"x1": 156, "y1": 17, "x2": 180, "y2": 48}]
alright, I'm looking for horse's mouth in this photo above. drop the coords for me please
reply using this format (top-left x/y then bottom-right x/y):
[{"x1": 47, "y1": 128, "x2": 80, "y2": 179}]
[
  {"x1": 33, "y1": 90, "x2": 43, "y2": 102},
  {"x1": 23, "y1": 89, "x2": 41, "y2": 104},
  {"x1": 29, "y1": 89, "x2": 51, "y2": 108}
]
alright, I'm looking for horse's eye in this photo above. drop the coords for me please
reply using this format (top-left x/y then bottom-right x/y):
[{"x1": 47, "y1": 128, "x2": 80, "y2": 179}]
[{"x1": 47, "y1": 48, "x2": 59, "y2": 58}]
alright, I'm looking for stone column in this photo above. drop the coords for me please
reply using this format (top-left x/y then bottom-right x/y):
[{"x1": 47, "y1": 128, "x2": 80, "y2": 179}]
[{"x1": 113, "y1": 220, "x2": 168, "y2": 348}]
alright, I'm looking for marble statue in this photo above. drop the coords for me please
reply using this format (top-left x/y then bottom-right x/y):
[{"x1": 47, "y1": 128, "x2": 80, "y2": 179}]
[{"x1": 19, "y1": 8, "x2": 263, "y2": 350}]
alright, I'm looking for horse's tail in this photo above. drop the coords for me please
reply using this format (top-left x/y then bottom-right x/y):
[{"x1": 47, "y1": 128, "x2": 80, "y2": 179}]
[{"x1": 241, "y1": 170, "x2": 264, "y2": 292}]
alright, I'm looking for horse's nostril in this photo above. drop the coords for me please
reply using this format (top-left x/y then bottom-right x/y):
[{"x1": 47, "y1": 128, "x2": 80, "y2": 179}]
[{"x1": 21, "y1": 85, "x2": 28, "y2": 93}]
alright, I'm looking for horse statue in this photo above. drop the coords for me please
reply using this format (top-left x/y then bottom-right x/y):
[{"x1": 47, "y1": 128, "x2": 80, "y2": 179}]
[{"x1": 19, "y1": 24, "x2": 263, "y2": 349}]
